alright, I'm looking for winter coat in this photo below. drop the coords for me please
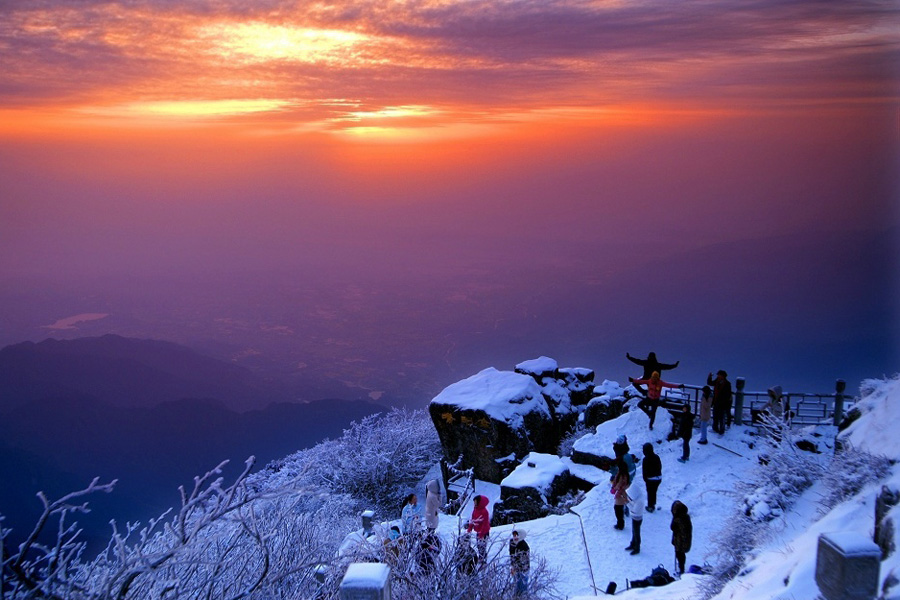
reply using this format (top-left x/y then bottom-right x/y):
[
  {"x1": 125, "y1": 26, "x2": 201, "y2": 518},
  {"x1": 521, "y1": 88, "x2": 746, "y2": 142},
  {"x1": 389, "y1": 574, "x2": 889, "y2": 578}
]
[
  {"x1": 707, "y1": 374, "x2": 733, "y2": 409},
  {"x1": 632, "y1": 377, "x2": 680, "y2": 401},
  {"x1": 699, "y1": 394, "x2": 713, "y2": 421},
  {"x1": 671, "y1": 501, "x2": 692, "y2": 553},
  {"x1": 401, "y1": 501, "x2": 423, "y2": 534},
  {"x1": 627, "y1": 353, "x2": 679, "y2": 380},
  {"x1": 677, "y1": 410, "x2": 694, "y2": 440},
  {"x1": 509, "y1": 532, "x2": 530, "y2": 574},
  {"x1": 466, "y1": 495, "x2": 491, "y2": 539},
  {"x1": 612, "y1": 471, "x2": 630, "y2": 506},
  {"x1": 610, "y1": 452, "x2": 637, "y2": 484},
  {"x1": 642, "y1": 450, "x2": 662, "y2": 482},
  {"x1": 626, "y1": 479, "x2": 645, "y2": 520},
  {"x1": 424, "y1": 480, "x2": 441, "y2": 530}
]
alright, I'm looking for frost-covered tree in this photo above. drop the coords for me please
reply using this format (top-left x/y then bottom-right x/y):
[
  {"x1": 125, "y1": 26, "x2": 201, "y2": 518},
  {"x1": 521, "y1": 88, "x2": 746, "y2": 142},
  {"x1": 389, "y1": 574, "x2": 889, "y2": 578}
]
[
  {"x1": 267, "y1": 408, "x2": 442, "y2": 517},
  {"x1": 1, "y1": 408, "x2": 445, "y2": 600},
  {"x1": 1, "y1": 458, "x2": 358, "y2": 600}
]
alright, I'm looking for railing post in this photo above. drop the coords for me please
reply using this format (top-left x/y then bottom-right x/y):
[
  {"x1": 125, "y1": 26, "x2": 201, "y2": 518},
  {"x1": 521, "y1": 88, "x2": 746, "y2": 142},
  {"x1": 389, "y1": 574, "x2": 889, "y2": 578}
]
[
  {"x1": 834, "y1": 379, "x2": 846, "y2": 427},
  {"x1": 734, "y1": 378, "x2": 745, "y2": 426}
]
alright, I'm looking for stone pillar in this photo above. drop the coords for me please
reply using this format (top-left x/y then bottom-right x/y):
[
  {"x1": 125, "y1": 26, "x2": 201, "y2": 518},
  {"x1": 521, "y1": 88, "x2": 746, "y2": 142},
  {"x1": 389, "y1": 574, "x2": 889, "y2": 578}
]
[
  {"x1": 361, "y1": 510, "x2": 375, "y2": 537},
  {"x1": 815, "y1": 532, "x2": 881, "y2": 600},
  {"x1": 734, "y1": 378, "x2": 745, "y2": 426},
  {"x1": 340, "y1": 563, "x2": 391, "y2": 600},
  {"x1": 834, "y1": 379, "x2": 847, "y2": 427}
]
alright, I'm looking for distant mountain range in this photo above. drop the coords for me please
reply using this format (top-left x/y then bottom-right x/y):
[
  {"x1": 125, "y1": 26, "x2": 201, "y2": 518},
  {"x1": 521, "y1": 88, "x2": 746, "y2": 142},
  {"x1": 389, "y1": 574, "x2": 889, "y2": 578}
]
[
  {"x1": 0, "y1": 335, "x2": 385, "y2": 551},
  {"x1": 0, "y1": 334, "x2": 288, "y2": 411}
]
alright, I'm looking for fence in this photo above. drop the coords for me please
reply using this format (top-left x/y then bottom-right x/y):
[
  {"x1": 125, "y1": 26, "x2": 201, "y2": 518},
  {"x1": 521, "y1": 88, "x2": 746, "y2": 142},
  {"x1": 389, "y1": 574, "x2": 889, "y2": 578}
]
[{"x1": 659, "y1": 378, "x2": 851, "y2": 429}]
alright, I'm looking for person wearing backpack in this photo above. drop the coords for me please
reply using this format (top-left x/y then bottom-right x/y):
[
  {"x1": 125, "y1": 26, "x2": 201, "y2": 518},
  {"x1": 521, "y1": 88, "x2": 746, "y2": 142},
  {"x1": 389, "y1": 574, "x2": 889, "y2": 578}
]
[{"x1": 670, "y1": 500, "x2": 693, "y2": 575}]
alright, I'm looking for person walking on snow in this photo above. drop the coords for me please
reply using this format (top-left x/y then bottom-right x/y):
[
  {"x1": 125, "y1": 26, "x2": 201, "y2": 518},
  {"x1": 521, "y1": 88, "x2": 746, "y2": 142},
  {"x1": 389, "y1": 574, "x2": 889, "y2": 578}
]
[
  {"x1": 629, "y1": 371, "x2": 684, "y2": 430},
  {"x1": 641, "y1": 443, "x2": 662, "y2": 513},
  {"x1": 670, "y1": 500, "x2": 693, "y2": 575},
  {"x1": 708, "y1": 370, "x2": 733, "y2": 434},
  {"x1": 676, "y1": 403, "x2": 694, "y2": 462},
  {"x1": 509, "y1": 529, "x2": 530, "y2": 595},
  {"x1": 698, "y1": 386, "x2": 712, "y2": 444},
  {"x1": 466, "y1": 494, "x2": 491, "y2": 561},
  {"x1": 424, "y1": 480, "x2": 442, "y2": 532},
  {"x1": 625, "y1": 478, "x2": 645, "y2": 555}
]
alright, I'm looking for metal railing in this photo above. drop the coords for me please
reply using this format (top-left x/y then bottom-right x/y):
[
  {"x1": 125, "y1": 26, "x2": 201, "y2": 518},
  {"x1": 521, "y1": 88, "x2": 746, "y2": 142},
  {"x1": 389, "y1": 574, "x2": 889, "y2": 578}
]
[{"x1": 655, "y1": 379, "x2": 851, "y2": 429}]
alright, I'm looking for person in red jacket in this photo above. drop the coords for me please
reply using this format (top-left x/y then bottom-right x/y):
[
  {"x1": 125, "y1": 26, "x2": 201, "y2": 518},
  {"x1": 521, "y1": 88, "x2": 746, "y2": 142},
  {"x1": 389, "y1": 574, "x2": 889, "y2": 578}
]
[
  {"x1": 629, "y1": 371, "x2": 684, "y2": 430},
  {"x1": 466, "y1": 495, "x2": 491, "y2": 561}
]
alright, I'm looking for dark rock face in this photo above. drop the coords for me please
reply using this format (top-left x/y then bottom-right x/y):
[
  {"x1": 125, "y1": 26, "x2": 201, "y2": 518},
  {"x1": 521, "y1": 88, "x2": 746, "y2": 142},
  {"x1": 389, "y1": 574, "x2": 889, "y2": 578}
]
[
  {"x1": 494, "y1": 470, "x2": 577, "y2": 525},
  {"x1": 876, "y1": 485, "x2": 899, "y2": 558},
  {"x1": 428, "y1": 401, "x2": 554, "y2": 483},
  {"x1": 584, "y1": 397, "x2": 626, "y2": 429},
  {"x1": 429, "y1": 360, "x2": 602, "y2": 484}
]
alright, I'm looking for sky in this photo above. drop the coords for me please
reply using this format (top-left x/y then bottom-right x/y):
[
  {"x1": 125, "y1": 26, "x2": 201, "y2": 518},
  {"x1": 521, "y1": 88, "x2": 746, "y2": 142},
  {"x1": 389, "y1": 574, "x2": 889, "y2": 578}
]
[{"x1": 0, "y1": 0, "x2": 898, "y2": 398}]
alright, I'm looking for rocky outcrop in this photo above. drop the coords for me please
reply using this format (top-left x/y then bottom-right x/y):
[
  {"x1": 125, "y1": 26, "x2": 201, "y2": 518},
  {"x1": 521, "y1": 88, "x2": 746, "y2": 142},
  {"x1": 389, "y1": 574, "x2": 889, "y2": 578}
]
[
  {"x1": 429, "y1": 358, "x2": 601, "y2": 484},
  {"x1": 492, "y1": 453, "x2": 578, "y2": 524}
]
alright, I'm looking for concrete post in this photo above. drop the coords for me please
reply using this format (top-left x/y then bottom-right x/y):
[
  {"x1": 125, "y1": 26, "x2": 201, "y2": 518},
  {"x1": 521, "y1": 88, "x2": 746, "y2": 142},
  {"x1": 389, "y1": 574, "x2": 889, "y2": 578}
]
[
  {"x1": 340, "y1": 563, "x2": 391, "y2": 600},
  {"x1": 734, "y1": 378, "x2": 746, "y2": 426},
  {"x1": 834, "y1": 379, "x2": 847, "y2": 427},
  {"x1": 361, "y1": 510, "x2": 375, "y2": 537},
  {"x1": 815, "y1": 532, "x2": 880, "y2": 600}
]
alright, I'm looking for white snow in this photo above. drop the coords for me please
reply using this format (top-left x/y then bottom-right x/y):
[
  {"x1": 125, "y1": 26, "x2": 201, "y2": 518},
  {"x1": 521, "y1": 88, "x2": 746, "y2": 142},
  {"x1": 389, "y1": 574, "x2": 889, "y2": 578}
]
[
  {"x1": 516, "y1": 356, "x2": 558, "y2": 375},
  {"x1": 356, "y1": 374, "x2": 900, "y2": 600},
  {"x1": 430, "y1": 367, "x2": 550, "y2": 422},
  {"x1": 340, "y1": 562, "x2": 390, "y2": 587},
  {"x1": 501, "y1": 452, "x2": 569, "y2": 491},
  {"x1": 592, "y1": 379, "x2": 626, "y2": 399},
  {"x1": 819, "y1": 531, "x2": 881, "y2": 556}
]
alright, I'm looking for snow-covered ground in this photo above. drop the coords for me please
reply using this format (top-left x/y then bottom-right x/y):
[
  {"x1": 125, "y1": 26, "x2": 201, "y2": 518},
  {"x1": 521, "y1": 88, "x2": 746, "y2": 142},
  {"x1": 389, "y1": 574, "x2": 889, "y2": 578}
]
[{"x1": 424, "y1": 376, "x2": 900, "y2": 599}]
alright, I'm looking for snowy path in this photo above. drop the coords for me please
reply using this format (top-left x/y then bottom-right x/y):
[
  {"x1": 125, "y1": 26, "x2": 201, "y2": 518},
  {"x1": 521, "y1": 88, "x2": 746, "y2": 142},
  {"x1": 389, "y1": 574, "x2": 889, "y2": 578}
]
[{"x1": 494, "y1": 421, "x2": 758, "y2": 598}]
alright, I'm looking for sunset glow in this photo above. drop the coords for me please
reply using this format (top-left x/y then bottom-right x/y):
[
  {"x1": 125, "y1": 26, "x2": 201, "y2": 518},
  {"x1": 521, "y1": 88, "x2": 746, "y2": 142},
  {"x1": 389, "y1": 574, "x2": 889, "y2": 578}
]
[
  {"x1": 0, "y1": 0, "x2": 897, "y2": 419},
  {"x1": 1, "y1": 1, "x2": 894, "y2": 141}
]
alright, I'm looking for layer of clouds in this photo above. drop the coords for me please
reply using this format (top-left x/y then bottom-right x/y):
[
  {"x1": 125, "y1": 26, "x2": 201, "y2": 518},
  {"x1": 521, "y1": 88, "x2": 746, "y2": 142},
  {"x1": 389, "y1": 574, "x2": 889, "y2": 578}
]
[{"x1": 1, "y1": 0, "x2": 897, "y2": 121}]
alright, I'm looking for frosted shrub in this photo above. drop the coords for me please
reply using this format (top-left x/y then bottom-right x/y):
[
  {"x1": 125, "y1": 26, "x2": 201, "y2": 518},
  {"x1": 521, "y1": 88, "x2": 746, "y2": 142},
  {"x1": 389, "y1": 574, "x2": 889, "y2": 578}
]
[
  {"x1": 701, "y1": 420, "x2": 827, "y2": 599},
  {"x1": 820, "y1": 444, "x2": 892, "y2": 509},
  {"x1": 558, "y1": 422, "x2": 588, "y2": 457},
  {"x1": 321, "y1": 532, "x2": 560, "y2": 600},
  {"x1": 281, "y1": 408, "x2": 442, "y2": 516}
]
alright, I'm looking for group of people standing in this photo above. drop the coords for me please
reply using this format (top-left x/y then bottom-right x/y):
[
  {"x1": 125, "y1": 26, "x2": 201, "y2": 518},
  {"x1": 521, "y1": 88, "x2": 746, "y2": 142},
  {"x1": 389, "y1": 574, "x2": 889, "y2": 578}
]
[
  {"x1": 607, "y1": 435, "x2": 693, "y2": 573},
  {"x1": 397, "y1": 481, "x2": 530, "y2": 595}
]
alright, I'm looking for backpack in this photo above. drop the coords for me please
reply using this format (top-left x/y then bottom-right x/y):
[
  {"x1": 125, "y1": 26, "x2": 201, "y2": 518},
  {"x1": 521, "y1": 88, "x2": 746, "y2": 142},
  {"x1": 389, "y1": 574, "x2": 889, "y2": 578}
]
[{"x1": 649, "y1": 564, "x2": 675, "y2": 586}]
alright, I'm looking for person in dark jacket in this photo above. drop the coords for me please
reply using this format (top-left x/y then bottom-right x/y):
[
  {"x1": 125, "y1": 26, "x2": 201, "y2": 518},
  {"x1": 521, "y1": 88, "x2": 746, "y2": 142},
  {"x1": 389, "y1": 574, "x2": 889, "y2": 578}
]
[
  {"x1": 641, "y1": 443, "x2": 662, "y2": 512},
  {"x1": 670, "y1": 500, "x2": 692, "y2": 575},
  {"x1": 707, "y1": 370, "x2": 733, "y2": 434},
  {"x1": 509, "y1": 529, "x2": 530, "y2": 595},
  {"x1": 676, "y1": 403, "x2": 694, "y2": 462},
  {"x1": 626, "y1": 351, "x2": 680, "y2": 381}
]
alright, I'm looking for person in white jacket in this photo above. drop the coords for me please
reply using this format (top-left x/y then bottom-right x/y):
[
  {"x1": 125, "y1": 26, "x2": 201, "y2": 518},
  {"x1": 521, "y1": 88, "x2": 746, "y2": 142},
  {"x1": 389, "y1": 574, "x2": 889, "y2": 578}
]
[
  {"x1": 625, "y1": 478, "x2": 645, "y2": 555},
  {"x1": 424, "y1": 479, "x2": 442, "y2": 531}
]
